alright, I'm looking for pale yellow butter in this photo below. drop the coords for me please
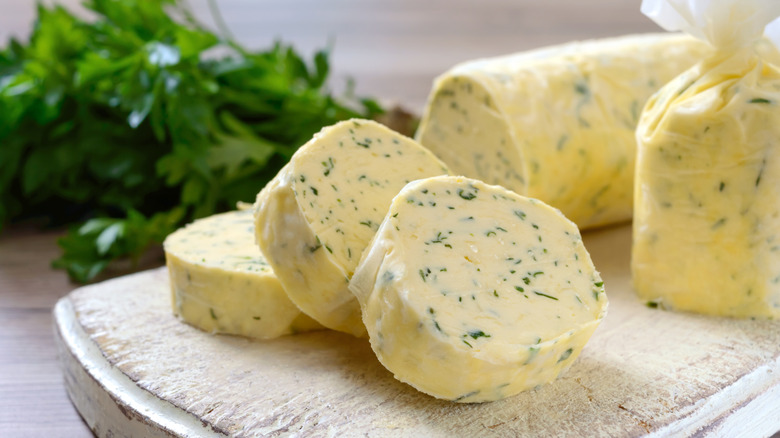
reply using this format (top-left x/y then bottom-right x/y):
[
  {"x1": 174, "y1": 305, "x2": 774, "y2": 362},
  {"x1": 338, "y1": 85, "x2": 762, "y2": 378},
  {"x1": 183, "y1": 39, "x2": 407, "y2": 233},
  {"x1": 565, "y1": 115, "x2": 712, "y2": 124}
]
[
  {"x1": 417, "y1": 33, "x2": 710, "y2": 229},
  {"x1": 254, "y1": 119, "x2": 450, "y2": 336},
  {"x1": 633, "y1": 49, "x2": 780, "y2": 319},
  {"x1": 349, "y1": 176, "x2": 607, "y2": 402},
  {"x1": 164, "y1": 210, "x2": 322, "y2": 339}
]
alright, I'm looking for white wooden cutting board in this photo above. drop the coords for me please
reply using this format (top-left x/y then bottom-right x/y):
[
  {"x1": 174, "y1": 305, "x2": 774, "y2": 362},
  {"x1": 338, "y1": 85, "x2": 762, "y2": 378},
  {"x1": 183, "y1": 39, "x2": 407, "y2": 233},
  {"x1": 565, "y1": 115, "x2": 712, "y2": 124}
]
[{"x1": 53, "y1": 225, "x2": 780, "y2": 437}]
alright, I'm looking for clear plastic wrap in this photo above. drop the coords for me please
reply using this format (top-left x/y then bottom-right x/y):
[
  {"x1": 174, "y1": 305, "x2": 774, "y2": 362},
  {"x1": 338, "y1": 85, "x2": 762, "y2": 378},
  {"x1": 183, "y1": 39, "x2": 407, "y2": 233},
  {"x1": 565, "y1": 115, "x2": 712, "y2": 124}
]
[{"x1": 633, "y1": 0, "x2": 780, "y2": 318}]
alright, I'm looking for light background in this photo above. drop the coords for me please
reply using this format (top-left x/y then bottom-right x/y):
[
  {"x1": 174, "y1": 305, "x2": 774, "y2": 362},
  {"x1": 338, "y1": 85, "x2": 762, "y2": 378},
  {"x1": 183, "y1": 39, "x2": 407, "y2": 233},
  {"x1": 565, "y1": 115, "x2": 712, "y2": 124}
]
[{"x1": 2, "y1": 0, "x2": 662, "y2": 109}]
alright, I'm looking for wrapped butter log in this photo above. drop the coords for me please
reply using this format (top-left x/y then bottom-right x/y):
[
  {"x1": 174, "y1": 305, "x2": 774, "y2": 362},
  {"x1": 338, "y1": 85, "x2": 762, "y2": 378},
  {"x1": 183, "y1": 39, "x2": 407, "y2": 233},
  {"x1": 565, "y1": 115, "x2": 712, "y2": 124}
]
[
  {"x1": 349, "y1": 176, "x2": 607, "y2": 402},
  {"x1": 164, "y1": 210, "x2": 323, "y2": 339},
  {"x1": 255, "y1": 119, "x2": 450, "y2": 337},
  {"x1": 633, "y1": 0, "x2": 780, "y2": 318},
  {"x1": 416, "y1": 33, "x2": 710, "y2": 229}
]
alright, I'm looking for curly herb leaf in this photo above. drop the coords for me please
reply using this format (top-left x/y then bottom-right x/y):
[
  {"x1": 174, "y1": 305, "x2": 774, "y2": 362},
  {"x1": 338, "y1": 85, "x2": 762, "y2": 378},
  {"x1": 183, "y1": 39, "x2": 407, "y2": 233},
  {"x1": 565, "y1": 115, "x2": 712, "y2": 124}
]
[{"x1": 2, "y1": 0, "x2": 384, "y2": 281}]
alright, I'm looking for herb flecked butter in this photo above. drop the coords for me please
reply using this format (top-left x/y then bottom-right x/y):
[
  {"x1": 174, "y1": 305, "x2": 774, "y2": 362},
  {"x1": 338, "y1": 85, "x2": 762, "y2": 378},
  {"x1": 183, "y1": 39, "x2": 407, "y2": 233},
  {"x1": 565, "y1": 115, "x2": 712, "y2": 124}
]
[
  {"x1": 349, "y1": 176, "x2": 608, "y2": 402},
  {"x1": 165, "y1": 210, "x2": 323, "y2": 339}
]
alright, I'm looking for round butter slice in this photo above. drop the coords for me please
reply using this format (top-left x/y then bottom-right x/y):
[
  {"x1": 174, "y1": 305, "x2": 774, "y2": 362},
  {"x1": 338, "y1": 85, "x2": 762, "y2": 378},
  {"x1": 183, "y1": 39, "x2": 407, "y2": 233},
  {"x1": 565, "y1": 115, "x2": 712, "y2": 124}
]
[
  {"x1": 349, "y1": 176, "x2": 607, "y2": 402},
  {"x1": 255, "y1": 119, "x2": 450, "y2": 337},
  {"x1": 164, "y1": 210, "x2": 322, "y2": 339}
]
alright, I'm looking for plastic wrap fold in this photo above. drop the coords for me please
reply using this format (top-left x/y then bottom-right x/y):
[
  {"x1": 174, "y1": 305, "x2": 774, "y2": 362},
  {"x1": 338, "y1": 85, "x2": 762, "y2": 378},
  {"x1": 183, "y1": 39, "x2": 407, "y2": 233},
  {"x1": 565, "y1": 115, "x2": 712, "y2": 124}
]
[{"x1": 633, "y1": 0, "x2": 780, "y2": 318}]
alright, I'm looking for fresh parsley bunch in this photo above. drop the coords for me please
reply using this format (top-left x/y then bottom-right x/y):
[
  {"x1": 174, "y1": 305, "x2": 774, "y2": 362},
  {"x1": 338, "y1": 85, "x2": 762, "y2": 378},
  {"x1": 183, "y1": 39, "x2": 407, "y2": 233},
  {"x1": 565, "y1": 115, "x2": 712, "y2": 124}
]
[{"x1": 0, "y1": 0, "x2": 383, "y2": 282}]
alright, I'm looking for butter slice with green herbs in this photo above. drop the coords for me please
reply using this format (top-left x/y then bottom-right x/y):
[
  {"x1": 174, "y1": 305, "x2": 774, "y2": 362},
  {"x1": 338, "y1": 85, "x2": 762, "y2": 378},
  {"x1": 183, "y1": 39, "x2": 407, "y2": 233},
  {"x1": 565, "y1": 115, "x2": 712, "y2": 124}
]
[
  {"x1": 254, "y1": 119, "x2": 450, "y2": 337},
  {"x1": 349, "y1": 176, "x2": 607, "y2": 402},
  {"x1": 416, "y1": 34, "x2": 710, "y2": 229},
  {"x1": 164, "y1": 210, "x2": 322, "y2": 339}
]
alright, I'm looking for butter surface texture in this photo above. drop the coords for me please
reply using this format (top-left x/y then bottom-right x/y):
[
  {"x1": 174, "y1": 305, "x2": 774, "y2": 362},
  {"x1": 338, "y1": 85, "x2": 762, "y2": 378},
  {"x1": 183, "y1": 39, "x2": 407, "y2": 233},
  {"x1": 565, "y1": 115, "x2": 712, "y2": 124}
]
[
  {"x1": 417, "y1": 34, "x2": 710, "y2": 229},
  {"x1": 164, "y1": 210, "x2": 322, "y2": 339},
  {"x1": 349, "y1": 176, "x2": 607, "y2": 402},
  {"x1": 255, "y1": 119, "x2": 450, "y2": 336},
  {"x1": 633, "y1": 49, "x2": 780, "y2": 319}
]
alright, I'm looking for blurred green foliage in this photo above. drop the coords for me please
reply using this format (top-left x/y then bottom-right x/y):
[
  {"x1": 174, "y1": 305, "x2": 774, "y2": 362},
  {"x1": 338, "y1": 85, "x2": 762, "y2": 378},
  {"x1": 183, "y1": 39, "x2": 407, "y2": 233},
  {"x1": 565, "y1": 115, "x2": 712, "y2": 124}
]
[{"x1": 0, "y1": 0, "x2": 383, "y2": 282}]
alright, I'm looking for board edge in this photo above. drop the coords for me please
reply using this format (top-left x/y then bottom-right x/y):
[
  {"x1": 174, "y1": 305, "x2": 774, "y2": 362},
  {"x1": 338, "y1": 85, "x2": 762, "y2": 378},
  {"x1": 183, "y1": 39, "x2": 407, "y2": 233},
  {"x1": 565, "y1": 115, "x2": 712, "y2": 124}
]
[{"x1": 53, "y1": 293, "x2": 227, "y2": 438}]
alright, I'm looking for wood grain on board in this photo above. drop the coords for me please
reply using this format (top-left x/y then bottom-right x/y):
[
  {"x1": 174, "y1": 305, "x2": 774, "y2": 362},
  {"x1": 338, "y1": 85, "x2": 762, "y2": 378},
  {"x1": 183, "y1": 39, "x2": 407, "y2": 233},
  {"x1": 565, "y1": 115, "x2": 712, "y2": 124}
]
[{"x1": 53, "y1": 226, "x2": 780, "y2": 437}]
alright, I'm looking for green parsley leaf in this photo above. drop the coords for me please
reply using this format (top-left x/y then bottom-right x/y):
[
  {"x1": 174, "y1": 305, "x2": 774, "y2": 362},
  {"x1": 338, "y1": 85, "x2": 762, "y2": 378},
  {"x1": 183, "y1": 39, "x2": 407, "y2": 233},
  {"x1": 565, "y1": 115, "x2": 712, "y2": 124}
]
[{"x1": 2, "y1": 0, "x2": 386, "y2": 281}]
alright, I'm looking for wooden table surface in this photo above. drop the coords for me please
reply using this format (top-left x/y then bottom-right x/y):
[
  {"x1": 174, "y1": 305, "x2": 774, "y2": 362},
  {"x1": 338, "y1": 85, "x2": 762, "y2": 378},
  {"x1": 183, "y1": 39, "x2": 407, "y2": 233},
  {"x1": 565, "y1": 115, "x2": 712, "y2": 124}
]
[{"x1": 0, "y1": 1, "x2": 697, "y2": 436}]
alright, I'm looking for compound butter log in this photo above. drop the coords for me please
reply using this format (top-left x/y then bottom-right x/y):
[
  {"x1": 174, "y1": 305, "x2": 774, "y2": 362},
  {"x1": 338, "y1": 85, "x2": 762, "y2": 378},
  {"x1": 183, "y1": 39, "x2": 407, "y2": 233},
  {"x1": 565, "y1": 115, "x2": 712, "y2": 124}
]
[
  {"x1": 416, "y1": 33, "x2": 710, "y2": 229},
  {"x1": 349, "y1": 176, "x2": 608, "y2": 402},
  {"x1": 164, "y1": 210, "x2": 323, "y2": 339},
  {"x1": 633, "y1": 48, "x2": 780, "y2": 319},
  {"x1": 254, "y1": 119, "x2": 450, "y2": 337}
]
